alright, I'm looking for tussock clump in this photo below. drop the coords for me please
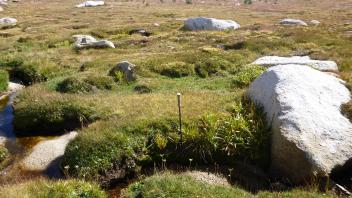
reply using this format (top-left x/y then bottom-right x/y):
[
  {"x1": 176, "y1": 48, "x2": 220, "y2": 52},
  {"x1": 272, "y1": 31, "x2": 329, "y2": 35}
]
[
  {"x1": 0, "y1": 145, "x2": 8, "y2": 163},
  {"x1": 84, "y1": 75, "x2": 115, "y2": 90},
  {"x1": 57, "y1": 77, "x2": 93, "y2": 93},
  {"x1": 11, "y1": 64, "x2": 47, "y2": 86},
  {"x1": 159, "y1": 61, "x2": 195, "y2": 78},
  {"x1": 0, "y1": 179, "x2": 106, "y2": 198},
  {"x1": 195, "y1": 57, "x2": 233, "y2": 78},
  {"x1": 134, "y1": 84, "x2": 152, "y2": 94},
  {"x1": 13, "y1": 90, "x2": 104, "y2": 135}
]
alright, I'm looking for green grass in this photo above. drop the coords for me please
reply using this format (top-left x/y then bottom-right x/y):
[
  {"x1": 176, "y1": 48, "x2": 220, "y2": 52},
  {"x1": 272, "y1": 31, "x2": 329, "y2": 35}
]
[
  {"x1": 0, "y1": 179, "x2": 106, "y2": 198},
  {"x1": 0, "y1": 70, "x2": 9, "y2": 92},
  {"x1": 122, "y1": 172, "x2": 336, "y2": 198},
  {"x1": 232, "y1": 65, "x2": 266, "y2": 88},
  {"x1": 62, "y1": 94, "x2": 270, "y2": 181},
  {"x1": 13, "y1": 87, "x2": 108, "y2": 135}
]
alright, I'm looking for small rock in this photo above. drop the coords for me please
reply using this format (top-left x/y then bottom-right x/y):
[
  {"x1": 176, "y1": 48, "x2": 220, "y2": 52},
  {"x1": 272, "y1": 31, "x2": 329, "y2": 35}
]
[
  {"x1": 280, "y1": 19, "x2": 308, "y2": 26},
  {"x1": 7, "y1": 82, "x2": 24, "y2": 93},
  {"x1": 72, "y1": 34, "x2": 115, "y2": 49},
  {"x1": 109, "y1": 61, "x2": 136, "y2": 82},
  {"x1": 183, "y1": 17, "x2": 240, "y2": 31},
  {"x1": 0, "y1": 6, "x2": 3, "y2": 12},
  {"x1": 0, "y1": 17, "x2": 17, "y2": 28},
  {"x1": 154, "y1": 23, "x2": 160, "y2": 27},
  {"x1": 75, "y1": 0, "x2": 104, "y2": 8},
  {"x1": 310, "y1": 20, "x2": 320, "y2": 25},
  {"x1": 129, "y1": 28, "x2": 152, "y2": 37},
  {"x1": 252, "y1": 56, "x2": 338, "y2": 71}
]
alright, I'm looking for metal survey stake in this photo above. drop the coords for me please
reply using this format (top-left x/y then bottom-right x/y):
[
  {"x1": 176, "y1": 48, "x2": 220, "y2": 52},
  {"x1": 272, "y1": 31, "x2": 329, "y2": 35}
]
[{"x1": 177, "y1": 93, "x2": 182, "y2": 142}]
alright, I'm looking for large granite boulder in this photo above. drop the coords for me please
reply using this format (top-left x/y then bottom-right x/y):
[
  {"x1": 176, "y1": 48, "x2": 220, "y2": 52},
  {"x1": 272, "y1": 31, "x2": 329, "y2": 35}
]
[
  {"x1": 252, "y1": 56, "x2": 338, "y2": 72},
  {"x1": 109, "y1": 61, "x2": 136, "y2": 82},
  {"x1": 280, "y1": 19, "x2": 308, "y2": 26},
  {"x1": 249, "y1": 65, "x2": 352, "y2": 182},
  {"x1": 183, "y1": 17, "x2": 240, "y2": 31},
  {"x1": 75, "y1": 0, "x2": 104, "y2": 8},
  {"x1": 72, "y1": 34, "x2": 115, "y2": 49}
]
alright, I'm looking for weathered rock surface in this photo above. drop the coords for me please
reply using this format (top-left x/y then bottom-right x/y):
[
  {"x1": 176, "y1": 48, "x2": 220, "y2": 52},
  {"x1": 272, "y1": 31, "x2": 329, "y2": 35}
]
[
  {"x1": 310, "y1": 20, "x2": 321, "y2": 25},
  {"x1": 7, "y1": 82, "x2": 24, "y2": 93},
  {"x1": 183, "y1": 17, "x2": 240, "y2": 31},
  {"x1": 249, "y1": 65, "x2": 352, "y2": 182},
  {"x1": 252, "y1": 56, "x2": 338, "y2": 71},
  {"x1": 280, "y1": 19, "x2": 308, "y2": 26},
  {"x1": 109, "y1": 61, "x2": 136, "y2": 82},
  {"x1": 0, "y1": 17, "x2": 17, "y2": 27},
  {"x1": 72, "y1": 34, "x2": 115, "y2": 49},
  {"x1": 75, "y1": 0, "x2": 104, "y2": 8},
  {"x1": 21, "y1": 131, "x2": 78, "y2": 172}
]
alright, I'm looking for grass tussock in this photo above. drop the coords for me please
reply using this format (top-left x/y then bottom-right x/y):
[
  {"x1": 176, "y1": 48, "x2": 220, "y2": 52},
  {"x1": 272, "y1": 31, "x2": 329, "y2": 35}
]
[
  {"x1": 62, "y1": 95, "x2": 270, "y2": 182},
  {"x1": 0, "y1": 179, "x2": 106, "y2": 198},
  {"x1": 122, "y1": 172, "x2": 335, "y2": 198}
]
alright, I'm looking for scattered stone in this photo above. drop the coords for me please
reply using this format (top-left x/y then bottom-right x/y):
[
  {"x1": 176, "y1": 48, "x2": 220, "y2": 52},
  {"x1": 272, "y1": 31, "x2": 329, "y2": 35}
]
[
  {"x1": 0, "y1": 17, "x2": 17, "y2": 28},
  {"x1": 72, "y1": 34, "x2": 115, "y2": 49},
  {"x1": 154, "y1": 23, "x2": 160, "y2": 27},
  {"x1": 0, "y1": 0, "x2": 7, "y2": 5},
  {"x1": 310, "y1": 20, "x2": 321, "y2": 25},
  {"x1": 249, "y1": 65, "x2": 352, "y2": 182},
  {"x1": 183, "y1": 17, "x2": 240, "y2": 31},
  {"x1": 280, "y1": 19, "x2": 308, "y2": 26},
  {"x1": 109, "y1": 61, "x2": 136, "y2": 82},
  {"x1": 129, "y1": 28, "x2": 152, "y2": 37},
  {"x1": 252, "y1": 56, "x2": 338, "y2": 71},
  {"x1": 21, "y1": 131, "x2": 78, "y2": 173},
  {"x1": 7, "y1": 82, "x2": 24, "y2": 93},
  {"x1": 0, "y1": 6, "x2": 3, "y2": 12},
  {"x1": 75, "y1": 0, "x2": 104, "y2": 8}
]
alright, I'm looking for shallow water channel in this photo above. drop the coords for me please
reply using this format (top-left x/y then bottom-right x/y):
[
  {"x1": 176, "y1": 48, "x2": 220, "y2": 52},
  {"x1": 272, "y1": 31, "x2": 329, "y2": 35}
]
[{"x1": 0, "y1": 92, "x2": 62, "y2": 179}]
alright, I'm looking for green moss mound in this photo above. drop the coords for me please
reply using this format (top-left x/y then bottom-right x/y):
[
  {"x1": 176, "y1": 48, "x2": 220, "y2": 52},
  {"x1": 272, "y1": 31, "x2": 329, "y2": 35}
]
[
  {"x1": 57, "y1": 77, "x2": 93, "y2": 94},
  {"x1": 84, "y1": 75, "x2": 115, "y2": 90},
  {"x1": 0, "y1": 179, "x2": 106, "y2": 198},
  {"x1": 123, "y1": 173, "x2": 250, "y2": 198},
  {"x1": 13, "y1": 96, "x2": 103, "y2": 135},
  {"x1": 160, "y1": 61, "x2": 195, "y2": 78}
]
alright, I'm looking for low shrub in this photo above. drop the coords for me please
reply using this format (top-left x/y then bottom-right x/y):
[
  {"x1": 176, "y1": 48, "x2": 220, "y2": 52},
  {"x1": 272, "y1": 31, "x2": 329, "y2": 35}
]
[
  {"x1": 84, "y1": 75, "x2": 115, "y2": 90},
  {"x1": 57, "y1": 77, "x2": 93, "y2": 93},
  {"x1": 0, "y1": 179, "x2": 106, "y2": 198},
  {"x1": 0, "y1": 145, "x2": 8, "y2": 163},
  {"x1": 232, "y1": 65, "x2": 266, "y2": 88},
  {"x1": 62, "y1": 127, "x2": 146, "y2": 184},
  {"x1": 123, "y1": 172, "x2": 337, "y2": 198},
  {"x1": 342, "y1": 100, "x2": 352, "y2": 122},
  {"x1": 160, "y1": 62, "x2": 195, "y2": 78},
  {"x1": 10, "y1": 63, "x2": 47, "y2": 85},
  {"x1": 134, "y1": 84, "x2": 152, "y2": 94},
  {"x1": 0, "y1": 70, "x2": 9, "y2": 92},
  {"x1": 13, "y1": 96, "x2": 102, "y2": 135},
  {"x1": 122, "y1": 173, "x2": 250, "y2": 198},
  {"x1": 195, "y1": 57, "x2": 233, "y2": 78}
]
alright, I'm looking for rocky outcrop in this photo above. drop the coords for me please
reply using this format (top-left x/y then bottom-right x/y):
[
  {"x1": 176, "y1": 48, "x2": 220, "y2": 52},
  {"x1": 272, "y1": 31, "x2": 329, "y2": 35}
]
[
  {"x1": 21, "y1": 131, "x2": 78, "y2": 174},
  {"x1": 280, "y1": 19, "x2": 308, "y2": 26},
  {"x1": 183, "y1": 17, "x2": 240, "y2": 31},
  {"x1": 252, "y1": 56, "x2": 338, "y2": 71},
  {"x1": 72, "y1": 34, "x2": 115, "y2": 49},
  {"x1": 310, "y1": 20, "x2": 321, "y2": 25},
  {"x1": 109, "y1": 61, "x2": 136, "y2": 82},
  {"x1": 249, "y1": 65, "x2": 352, "y2": 182},
  {"x1": 75, "y1": 0, "x2": 104, "y2": 8}
]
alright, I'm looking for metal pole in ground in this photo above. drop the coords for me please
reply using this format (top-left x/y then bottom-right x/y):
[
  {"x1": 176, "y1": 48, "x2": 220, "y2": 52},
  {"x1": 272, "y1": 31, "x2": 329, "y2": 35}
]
[{"x1": 177, "y1": 93, "x2": 182, "y2": 143}]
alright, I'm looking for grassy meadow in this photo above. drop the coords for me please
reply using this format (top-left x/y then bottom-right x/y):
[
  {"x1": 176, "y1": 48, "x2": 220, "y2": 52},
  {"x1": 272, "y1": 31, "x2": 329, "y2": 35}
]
[{"x1": 0, "y1": 0, "x2": 351, "y2": 197}]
